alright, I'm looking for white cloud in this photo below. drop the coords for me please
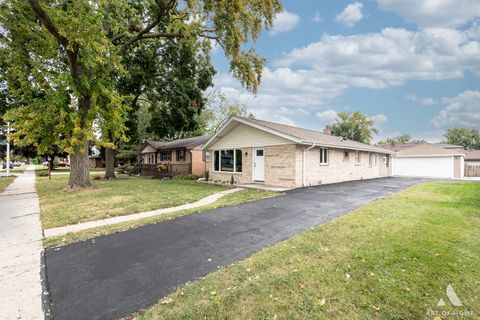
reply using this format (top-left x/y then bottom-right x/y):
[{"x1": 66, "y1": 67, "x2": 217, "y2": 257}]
[
  {"x1": 336, "y1": 2, "x2": 364, "y2": 27},
  {"x1": 270, "y1": 11, "x2": 300, "y2": 36},
  {"x1": 213, "y1": 26, "x2": 480, "y2": 125},
  {"x1": 377, "y1": 0, "x2": 480, "y2": 28},
  {"x1": 275, "y1": 27, "x2": 480, "y2": 88},
  {"x1": 315, "y1": 110, "x2": 339, "y2": 127},
  {"x1": 430, "y1": 90, "x2": 480, "y2": 129},
  {"x1": 370, "y1": 113, "x2": 388, "y2": 122},
  {"x1": 313, "y1": 12, "x2": 323, "y2": 23},
  {"x1": 405, "y1": 94, "x2": 441, "y2": 106}
]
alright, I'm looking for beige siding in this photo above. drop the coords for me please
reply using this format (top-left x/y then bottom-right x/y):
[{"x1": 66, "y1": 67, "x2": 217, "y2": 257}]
[
  {"x1": 209, "y1": 123, "x2": 292, "y2": 150},
  {"x1": 140, "y1": 145, "x2": 156, "y2": 154}
]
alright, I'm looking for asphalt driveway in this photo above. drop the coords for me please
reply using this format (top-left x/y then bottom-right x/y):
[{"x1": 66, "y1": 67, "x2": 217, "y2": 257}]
[{"x1": 45, "y1": 177, "x2": 426, "y2": 320}]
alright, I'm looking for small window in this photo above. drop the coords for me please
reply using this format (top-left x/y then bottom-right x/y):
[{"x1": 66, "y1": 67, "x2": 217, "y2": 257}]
[
  {"x1": 256, "y1": 149, "x2": 264, "y2": 156},
  {"x1": 320, "y1": 148, "x2": 328, "y2": 164},
  {"x1": 204, "y1": 151, "x2": 210, "y2": 162},
  {"x1": 235, "y1": 150, "x2": 242, "y2": 172},
  {"x1": 214, "y1": 151, "x2": 220, "y2": 171},
  {"x1": 176, "y1": 149, "x2": 185, "y2": 161},
  {"x1": 386, "y1": 155, "x2": 390, "y2": 168},
  {"x1": 355, "y1": 151, "x2": 361, "y2": 165},
  {"x1": 147, "y1": 153, "x2": 156, "y2": 164},
  {"x1": 344, "y1": 151, "x2": 350, "y2": 161},
  {"x1": 369, "y1": 153, "x2": 373, "y2": 167},
  {"x1": 160, "y1": 151, "x2": 171, "y2": 161}
]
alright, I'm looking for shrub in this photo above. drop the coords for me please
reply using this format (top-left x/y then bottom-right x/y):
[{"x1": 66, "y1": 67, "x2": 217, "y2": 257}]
[
  {"x1": 172, "y1": 174, "x2": 200, "y2": 180},
  {"x1": 230, "y1": 174, "x2": 235, "y2": 185},
  {"x1": 205, "y1": 170, "x2": 209, "y2": 181},
  {"x1": 36, "y1": 170, "x2": 49, "y2": 177},
  {"x1": 92, "y1": 174, "x2": 103, "y2": 180}
]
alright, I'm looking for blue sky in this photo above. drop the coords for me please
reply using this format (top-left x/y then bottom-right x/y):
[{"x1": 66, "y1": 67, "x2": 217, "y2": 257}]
[{"x1": 210, "y1": 0, "x2": 480, "y2": 142}]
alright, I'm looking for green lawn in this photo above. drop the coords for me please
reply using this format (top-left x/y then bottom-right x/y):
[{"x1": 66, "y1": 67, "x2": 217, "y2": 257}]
[
  {"x1": 37, "y1": 175, "x2": 228, "y2": 229},
  {"x1": 43, "y1": 188, "x2": 279, "y2": 248},
  {"x1": 135, "y1": 182, "x2": 480, "y2": 320},
  {"x1": 0, "y1": 176, "x2": 15, "y2": 192}
]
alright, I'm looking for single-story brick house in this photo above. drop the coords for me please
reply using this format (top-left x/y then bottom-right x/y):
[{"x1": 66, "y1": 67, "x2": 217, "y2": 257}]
[
  {"x1": 379, "y1": 143, "x2": 466, "y2": 179},
  {"x1": 140, "y1": 135, "x2": 211, "y2": 177},
  {"x1": 202, "y1": 116, "x2": 395, "y2": 188}
]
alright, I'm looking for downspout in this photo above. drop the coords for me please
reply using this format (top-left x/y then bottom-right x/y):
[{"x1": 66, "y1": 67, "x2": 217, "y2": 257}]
[{"x1": 303, "y1": 142, "x2": 316, "y2": 187}]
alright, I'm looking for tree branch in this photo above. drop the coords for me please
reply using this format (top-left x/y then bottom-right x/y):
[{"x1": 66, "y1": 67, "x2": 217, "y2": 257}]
[
  {"x1": 27, "y1": 0, "x2": 80, "y2": 80},
  {"x1": 27, "y1": 0, "x2": 68, "y2": 48},
  {"x1": 119, "y1": 0, "x2": 177, "y2": 54}
]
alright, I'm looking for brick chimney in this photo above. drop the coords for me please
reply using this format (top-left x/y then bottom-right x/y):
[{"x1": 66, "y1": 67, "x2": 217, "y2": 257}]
[{"x1": 323, "y1": 127, "x2": 332, "y2": 135}]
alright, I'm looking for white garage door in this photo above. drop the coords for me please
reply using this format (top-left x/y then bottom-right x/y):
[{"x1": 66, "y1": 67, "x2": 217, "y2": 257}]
[{"x1": 393, "y1": 156, "x2": 453, "y2": 178}]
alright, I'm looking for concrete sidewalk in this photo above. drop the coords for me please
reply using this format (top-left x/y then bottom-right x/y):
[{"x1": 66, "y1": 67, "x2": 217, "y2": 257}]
[{"x1": 0, "y1": 167, "x2": 45, "y2": 320}]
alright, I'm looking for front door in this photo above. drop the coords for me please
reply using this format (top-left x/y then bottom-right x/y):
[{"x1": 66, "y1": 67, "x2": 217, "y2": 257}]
[{"x1": 253, "y1": 148, "x2": 265, "y2": 182}]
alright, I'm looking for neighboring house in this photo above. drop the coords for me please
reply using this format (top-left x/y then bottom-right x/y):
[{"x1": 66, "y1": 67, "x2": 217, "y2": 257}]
[
  {"x1": 88, "y1": 146, "x2": 105, "y2": 168},
  {"x1": 140, "y1": 135, "x2": 211, "y2": 177},
  {"x1": 389, "y1": 144, "x2": 465, "y2": 179},
  {"x1": 202, "y1": 116, "x2": 394, "y2": 188},
  {"x1": 465, "y1": 150, "x2": 480, "y2": 177}
]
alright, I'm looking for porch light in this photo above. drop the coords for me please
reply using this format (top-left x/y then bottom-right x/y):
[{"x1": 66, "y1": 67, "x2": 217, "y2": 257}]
[{"x1": 244, "y1": 151, "x2": 248, "y2": 157}]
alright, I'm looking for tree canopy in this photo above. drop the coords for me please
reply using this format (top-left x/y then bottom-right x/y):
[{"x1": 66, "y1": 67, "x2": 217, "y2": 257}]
[
  {"x1": 443, "y1": 128, "x2": 480, "y2": 150},
  {"x1": 0, "y1": 0, "x2": 281, "y2": 188},
  {"x1": 327, "y1": 111, "x2": 379, "y2": 144}
]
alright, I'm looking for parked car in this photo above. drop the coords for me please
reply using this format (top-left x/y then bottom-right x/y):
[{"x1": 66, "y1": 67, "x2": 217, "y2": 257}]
[
  {"x1": 2, "y1": 162, "x2": 13, "y2": 169},
  {"x1": 13, "y1": 161, "x2": 23, "y2": 167},
  {"x1": 57, "y1": 162, "x2": 70, "y2": 167}
]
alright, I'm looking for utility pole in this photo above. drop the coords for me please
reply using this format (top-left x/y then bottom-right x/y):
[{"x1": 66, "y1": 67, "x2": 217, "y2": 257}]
[{"x1": 6, "y1": 121, "x2": 10, "y2": 176}]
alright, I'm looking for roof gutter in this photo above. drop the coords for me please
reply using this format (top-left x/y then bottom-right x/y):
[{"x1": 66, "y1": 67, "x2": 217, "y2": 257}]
[
  {"x1": 300, "y1": 140, "x2": 396, "y2": 155},
  {"x1": 303, "y1": 143, "x2": 316, "y2": 187}
]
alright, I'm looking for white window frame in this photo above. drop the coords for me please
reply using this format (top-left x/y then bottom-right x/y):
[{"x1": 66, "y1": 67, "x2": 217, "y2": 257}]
[
  {"x1": 212, "y1": 149, "x2": 243, "y2": 174},
  {"x1": 147, "y1": 153, "x2": 156, "y2": 164},
  {"x1": 355, "y1": 151, "x2": 361, "y2": 165},
  {"x1": 319, "y1": 148, "x2": 329, "y2": 165},
  {"x1": 368, "y1": 153, "x2": 373, "y2": 167}
]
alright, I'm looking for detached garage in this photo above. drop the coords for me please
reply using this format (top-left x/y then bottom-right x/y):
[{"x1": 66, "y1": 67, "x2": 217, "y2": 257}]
[{"x1": 392, "y1": 144, "x2": 465, "y2": 179}]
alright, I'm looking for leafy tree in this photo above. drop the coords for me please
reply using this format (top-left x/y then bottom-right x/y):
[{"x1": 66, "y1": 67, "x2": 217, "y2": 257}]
[
  {"x1": 377, "y1": 134, "x2": 412, "y2": 145},
  {"x1": 0, "y1": 0, "x2": 281, "y2": 188},
  {"x1": 189, "y1": 90, "x2": 255, "y2": 135},
  {"x1": 328, "y1": 112, "x2": 379, "y2": 144},
  {"x1": 443, "y1": 128, "x2": 480, "y2": 150}
]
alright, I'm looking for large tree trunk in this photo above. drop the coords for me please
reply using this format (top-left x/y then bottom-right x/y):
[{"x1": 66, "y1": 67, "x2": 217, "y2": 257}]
[
  {"x1": 104, "y1": 146, "x2": 116, "y2": 179},
  {"x1": 68, "y1": 95, "x2": 92, "y2": 189},
  {"x1": 68, "y1": 147, "x2": 91, "y2": 189}
]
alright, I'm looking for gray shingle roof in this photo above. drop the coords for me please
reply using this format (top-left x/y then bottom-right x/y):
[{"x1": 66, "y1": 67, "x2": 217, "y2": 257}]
[
  {"x1": 465, "y1": 150, "x2": 480, "y2": 160},
  {"x1": 145, "y1": 135, "x2": 211, "y2": 151},
  {"x1": 240, "y1": 117, "x2": 394, "y2": 154},
  {"x1": 395, "y1": 144, "x2": 466, "y2": 156}
]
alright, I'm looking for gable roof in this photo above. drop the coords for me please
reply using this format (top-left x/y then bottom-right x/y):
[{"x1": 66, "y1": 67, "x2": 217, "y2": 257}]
[
  {"x1": 395, "y1": 144, "x2": 466, "y2": 157},
  {"x1": 203, "y1": 116, "x2": 395, "y2": 154},
  {"x1": 465, "y1": 150, "x2": 480, "y2": 160},
  {"x1": 143, "y1": 135, "x2": 211, "y2": 152}
]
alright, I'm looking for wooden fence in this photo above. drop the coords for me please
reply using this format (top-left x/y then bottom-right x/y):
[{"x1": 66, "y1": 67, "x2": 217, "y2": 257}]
[
  {"x1": 465, "y1": 164, "x2": 480, "y2": 177},
  {"x1": 140, "y1": 163, "x2": 191, "y2": 177}
]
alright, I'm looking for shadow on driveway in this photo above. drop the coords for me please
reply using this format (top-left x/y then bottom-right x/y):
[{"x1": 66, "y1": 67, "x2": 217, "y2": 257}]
[{"x1": 45, "y1": 177, "x2": 428, "y2": 320}]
